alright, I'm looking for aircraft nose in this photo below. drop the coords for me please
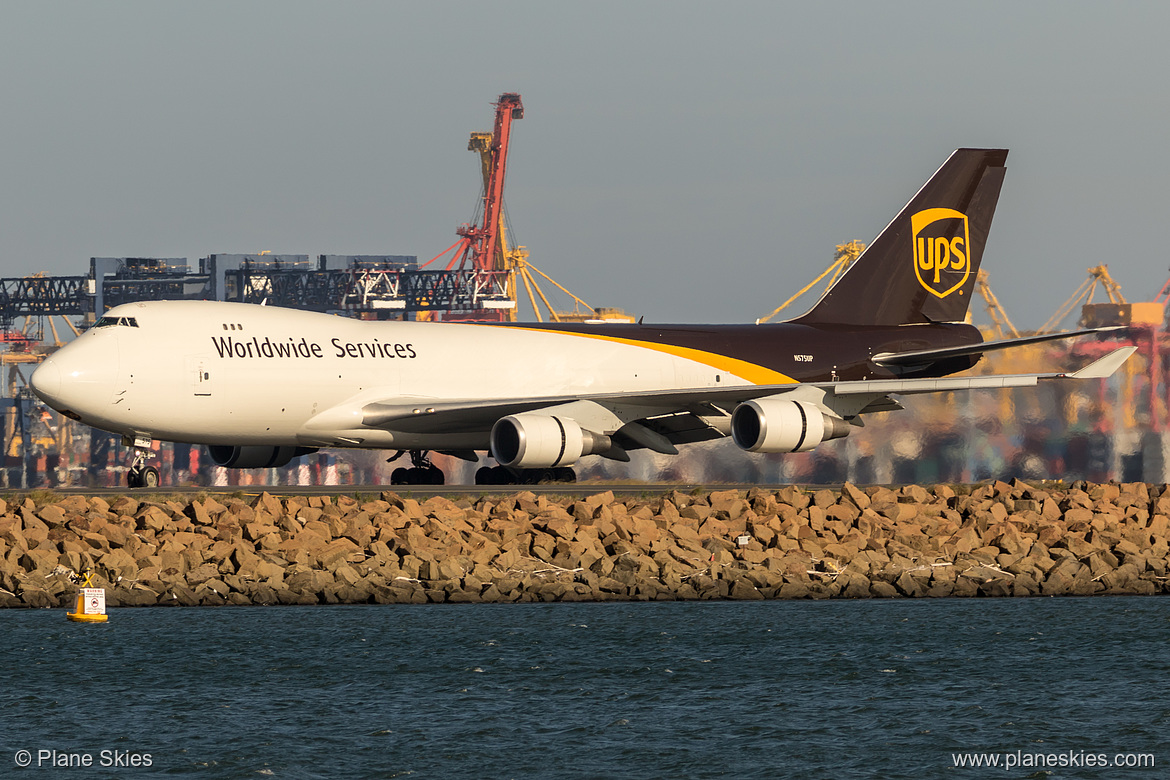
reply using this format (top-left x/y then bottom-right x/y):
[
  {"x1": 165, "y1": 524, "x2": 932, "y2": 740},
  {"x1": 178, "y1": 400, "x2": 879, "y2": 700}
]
[
  {"x1": 30, "y1": 358, "x2": 61, "y2": 400},
  {"x1": 30, "y1": 335, "x2": 119, "y2": 417}
]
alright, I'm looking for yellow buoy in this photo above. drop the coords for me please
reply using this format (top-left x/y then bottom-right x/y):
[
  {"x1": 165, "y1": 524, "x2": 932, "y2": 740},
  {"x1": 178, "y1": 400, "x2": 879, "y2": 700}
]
[{"x1": 67, "y1": 571, "x2": 109, "y2": 623}]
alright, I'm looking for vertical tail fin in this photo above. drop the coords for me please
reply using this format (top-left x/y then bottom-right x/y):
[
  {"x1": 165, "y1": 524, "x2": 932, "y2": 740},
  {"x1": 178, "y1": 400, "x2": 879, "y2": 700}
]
[{"x1": 795, "y1": 148, "x2": 1008, "y2": 327}]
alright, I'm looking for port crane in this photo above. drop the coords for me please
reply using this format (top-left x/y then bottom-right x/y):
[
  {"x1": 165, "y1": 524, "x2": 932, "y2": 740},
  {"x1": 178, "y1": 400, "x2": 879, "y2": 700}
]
[
  {"x1": 757, "y1": 240, "x2": 865, "y2": 324},
  {"x1": 973, "y1": 269, "x2": 1020, "y2": 340},
  {"x1": 437, "y1": 93, "x2": 525, "y2": 322},
  {"x1": 431, "y1": 93, "x2": 629, "y2": 323}
]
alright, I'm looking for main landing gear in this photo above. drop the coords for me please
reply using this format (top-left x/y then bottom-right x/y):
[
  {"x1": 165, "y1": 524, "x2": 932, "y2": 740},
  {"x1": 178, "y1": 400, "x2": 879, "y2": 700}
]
[
  {"x1": 388, "y1": 450, "x2": 445, "y2": 485},
  {"x1": 474, "y1": 465, "x2": 577, "y2": 485},
  {"x1": 385, "y1": 452, "x2": 578, "y2": 486}
]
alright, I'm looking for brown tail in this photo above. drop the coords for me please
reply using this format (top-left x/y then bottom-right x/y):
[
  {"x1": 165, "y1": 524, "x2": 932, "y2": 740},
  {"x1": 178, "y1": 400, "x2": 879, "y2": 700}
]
[{"x1": 795, "y1": 148, "x2": 1008, "y2": 327}]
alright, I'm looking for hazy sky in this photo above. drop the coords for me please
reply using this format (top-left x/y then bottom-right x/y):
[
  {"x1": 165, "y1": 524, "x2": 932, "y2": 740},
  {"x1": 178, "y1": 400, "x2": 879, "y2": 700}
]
[{"x1": 2, "y1": 1, "x2": 1168, "y2": 328}]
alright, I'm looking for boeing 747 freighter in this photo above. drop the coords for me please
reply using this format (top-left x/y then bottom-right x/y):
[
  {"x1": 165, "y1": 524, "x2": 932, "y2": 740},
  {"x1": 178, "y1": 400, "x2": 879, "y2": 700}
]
[{"x1": 29, "y1": 149, "x2": 1135, "y2": 487}]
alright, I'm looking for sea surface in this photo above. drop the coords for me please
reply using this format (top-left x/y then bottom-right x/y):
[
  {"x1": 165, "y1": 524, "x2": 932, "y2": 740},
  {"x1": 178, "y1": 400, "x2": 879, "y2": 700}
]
[{"x1": 3, "y1": 597, "x2": 1168, "y2": 779}]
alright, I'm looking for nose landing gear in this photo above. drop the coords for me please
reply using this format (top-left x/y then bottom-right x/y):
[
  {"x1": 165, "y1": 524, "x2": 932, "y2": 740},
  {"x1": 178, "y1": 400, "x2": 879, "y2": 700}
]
[{"x1": 126, "y1": 447, "x2": 160, "y2": 489}]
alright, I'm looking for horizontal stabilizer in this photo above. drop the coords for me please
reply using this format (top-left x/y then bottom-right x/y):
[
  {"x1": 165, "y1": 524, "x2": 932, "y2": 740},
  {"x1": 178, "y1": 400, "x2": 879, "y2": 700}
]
[{"x1": 872, "y1": 327, "x2": 1124, "y2": 367}]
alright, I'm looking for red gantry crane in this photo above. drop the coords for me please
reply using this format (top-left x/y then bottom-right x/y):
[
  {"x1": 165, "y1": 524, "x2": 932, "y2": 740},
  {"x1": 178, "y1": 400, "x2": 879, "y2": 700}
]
[
  {"x1": 429, "y1": 93, "x2": 629, "y2": 324},
  {"x1": 439, "y1": 93, "x2": 525, "y2": 322}
]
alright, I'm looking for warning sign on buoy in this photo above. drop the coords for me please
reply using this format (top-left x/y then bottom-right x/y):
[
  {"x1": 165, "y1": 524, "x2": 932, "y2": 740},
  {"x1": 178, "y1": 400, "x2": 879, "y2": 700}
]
[{"x1": 67, "y1": 571, "x2": 108, "y2": 623}]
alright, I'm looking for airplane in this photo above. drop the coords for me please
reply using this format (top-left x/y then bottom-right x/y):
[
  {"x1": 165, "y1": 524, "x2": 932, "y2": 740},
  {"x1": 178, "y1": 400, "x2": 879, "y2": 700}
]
[{"x1": 29, "y1": 148, "x2": 1135, "y2": 488}]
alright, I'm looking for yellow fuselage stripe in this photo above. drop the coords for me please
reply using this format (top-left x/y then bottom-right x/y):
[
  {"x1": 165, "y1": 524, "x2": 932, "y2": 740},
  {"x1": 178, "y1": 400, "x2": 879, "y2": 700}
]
[{"x1": 499, "y1": 326, "x2": 796, "y2": 386}]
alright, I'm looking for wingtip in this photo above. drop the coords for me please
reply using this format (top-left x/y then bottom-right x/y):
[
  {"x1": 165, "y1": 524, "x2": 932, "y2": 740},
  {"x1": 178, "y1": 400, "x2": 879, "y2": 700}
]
[{"x1": 1068, "y1": 346, "x2": 1138, "y2": 379}]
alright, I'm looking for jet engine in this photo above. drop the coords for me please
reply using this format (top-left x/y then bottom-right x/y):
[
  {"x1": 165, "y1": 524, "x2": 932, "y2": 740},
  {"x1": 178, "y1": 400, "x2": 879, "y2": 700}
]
[
  {"x1": 730, "y1": 399, "x2": 850, "y2": 453},
  {"x1": 490, "y1": 414, "x2": 611, "y2": 468},
  {"x1": 207, "y1": 445, "x2": 318, "y2": 469}
]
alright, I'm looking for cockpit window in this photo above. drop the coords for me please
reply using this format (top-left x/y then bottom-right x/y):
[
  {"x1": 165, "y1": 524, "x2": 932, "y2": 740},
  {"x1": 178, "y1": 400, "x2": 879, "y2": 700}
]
[{"x1": 93, "y1": 316, "x2": 139, "y2": 328}]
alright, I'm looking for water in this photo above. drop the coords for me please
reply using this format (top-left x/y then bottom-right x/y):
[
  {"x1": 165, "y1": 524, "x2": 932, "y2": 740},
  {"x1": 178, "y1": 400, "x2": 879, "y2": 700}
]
[{"x1": 3, "y1": 598, "x2": 1168, "y2": 779}]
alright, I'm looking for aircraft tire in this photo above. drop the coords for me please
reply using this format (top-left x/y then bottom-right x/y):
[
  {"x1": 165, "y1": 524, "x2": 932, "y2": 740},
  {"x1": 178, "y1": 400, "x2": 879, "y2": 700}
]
[
  {"x1": 142, "y1": 467, "x2": 160, "y2": 488},
  {"x1": 127, "y1": 469, "x2": 142, "y2": 489},
  {"x1": 530, "y1": 467, "x2": 575, "y2": 484},
  {"x1": 391, "y1": 466, "x2": 446, "y2": 485},
  {"x1": 473, "y1": 466, "x2": 576, "y2": 485}
]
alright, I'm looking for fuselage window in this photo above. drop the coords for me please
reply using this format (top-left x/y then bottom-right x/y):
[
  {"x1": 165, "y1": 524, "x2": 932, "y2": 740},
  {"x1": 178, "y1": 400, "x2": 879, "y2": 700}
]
[{"x1": 222, "y1": 324, "x2": 229, "y2": 330}]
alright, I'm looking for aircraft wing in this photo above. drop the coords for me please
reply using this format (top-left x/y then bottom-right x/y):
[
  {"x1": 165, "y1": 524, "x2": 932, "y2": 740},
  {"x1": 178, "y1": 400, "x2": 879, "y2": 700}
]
[
  {"x1": 361, "y1": 346, "x2": 1137, "y2": 438},
  {"x1": 362, "y1": 389, "x2": 755, "y2": 433}
]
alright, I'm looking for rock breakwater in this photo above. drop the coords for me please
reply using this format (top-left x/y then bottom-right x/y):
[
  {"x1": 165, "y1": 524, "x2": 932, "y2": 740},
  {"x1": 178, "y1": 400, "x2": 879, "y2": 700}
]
[{"x1": 2, "y1": 481, "x2": 1169, "y2": 607}]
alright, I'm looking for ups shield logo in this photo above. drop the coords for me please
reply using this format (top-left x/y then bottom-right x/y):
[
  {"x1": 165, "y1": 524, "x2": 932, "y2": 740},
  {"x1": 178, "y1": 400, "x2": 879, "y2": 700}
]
[{"x1": 912, "y1": 208, "x2": 970, "y2": 298}]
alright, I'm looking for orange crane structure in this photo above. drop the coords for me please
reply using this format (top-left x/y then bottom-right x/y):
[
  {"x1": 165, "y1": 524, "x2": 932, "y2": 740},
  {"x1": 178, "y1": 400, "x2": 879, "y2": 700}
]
[
  {"x1": 443, "y1": 93, "x2": 525, "y2": 322},
  {"x1": 431, "y1": 93, "x2": 631, "y2": 324},
  {"x1": 756, "y1": 240, "x2": 865, "y2": 324},
  {"x1": 973, "y1": 269, "x2": 1019, "y2": 339}
]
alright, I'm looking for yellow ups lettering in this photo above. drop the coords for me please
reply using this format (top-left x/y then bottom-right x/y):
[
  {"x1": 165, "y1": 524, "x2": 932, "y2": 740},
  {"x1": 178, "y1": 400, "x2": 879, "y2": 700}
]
[
  {"x1": 950, "y1": 237, "x2": 966, "y2": 269},
  {"x1": 933, "y1": 237, "x2": 949, "y2": 283},
  {"x1": 911, "y1": 208, "x2": 971, "y2": 298}
]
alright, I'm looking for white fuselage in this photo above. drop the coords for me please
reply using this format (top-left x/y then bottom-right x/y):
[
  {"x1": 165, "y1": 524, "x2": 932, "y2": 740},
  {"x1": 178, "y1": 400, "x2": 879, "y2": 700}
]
[{"x1": 31, "y1": 300, "x2": 762, "y2": 451}]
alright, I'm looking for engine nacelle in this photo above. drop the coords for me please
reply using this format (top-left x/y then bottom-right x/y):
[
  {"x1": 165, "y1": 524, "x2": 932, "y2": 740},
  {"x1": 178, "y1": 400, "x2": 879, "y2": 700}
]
[
  {"x1": 490, "y1": 414, "x2": 610, "y2": 469},
  {"x1": 731, "y1": 399, "x2": 850, "y2": 453},
  {"x1": 207, "y1": 445, "x2": 318, "y2": 469}
]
